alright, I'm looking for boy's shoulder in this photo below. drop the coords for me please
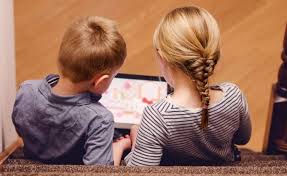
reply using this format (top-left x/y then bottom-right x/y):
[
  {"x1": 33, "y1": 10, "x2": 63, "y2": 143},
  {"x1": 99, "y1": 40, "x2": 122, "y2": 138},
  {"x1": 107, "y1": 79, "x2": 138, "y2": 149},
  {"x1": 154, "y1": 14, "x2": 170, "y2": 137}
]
[
  {"x1": 16, "y1": 76, "x2": 113, "y2": 124},
  {"x1": 83, "y1": 102, "x2": 114, "y2": 123},
  {"x1": 19, "y1": 74, "x2": 58, "y2": 88},
  {"x1": 20, "y1": 79, "x2": 42, "y2": 89},
  {"x1": 15, "y1": 79, "x2": 43, "y2": 101}
]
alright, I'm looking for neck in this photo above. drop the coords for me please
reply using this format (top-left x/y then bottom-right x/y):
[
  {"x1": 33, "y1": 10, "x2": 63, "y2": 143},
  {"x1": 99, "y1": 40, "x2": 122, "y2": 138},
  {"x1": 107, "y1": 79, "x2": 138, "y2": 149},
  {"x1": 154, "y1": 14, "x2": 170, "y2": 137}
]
[
  {"x1": 52, "y1": 76, "x2": 89, "y2": 96},
  {"x1": 169, "y1": 69, "x2": 202, "y2": 108}
]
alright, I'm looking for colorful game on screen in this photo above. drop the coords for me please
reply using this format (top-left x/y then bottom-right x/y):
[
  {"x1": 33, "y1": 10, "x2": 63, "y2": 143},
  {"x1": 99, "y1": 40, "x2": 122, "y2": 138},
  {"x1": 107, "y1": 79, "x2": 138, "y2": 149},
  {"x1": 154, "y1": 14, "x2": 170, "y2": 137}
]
[{"x1": 100, "y1": 74, "x2": 168, "y2": 128}]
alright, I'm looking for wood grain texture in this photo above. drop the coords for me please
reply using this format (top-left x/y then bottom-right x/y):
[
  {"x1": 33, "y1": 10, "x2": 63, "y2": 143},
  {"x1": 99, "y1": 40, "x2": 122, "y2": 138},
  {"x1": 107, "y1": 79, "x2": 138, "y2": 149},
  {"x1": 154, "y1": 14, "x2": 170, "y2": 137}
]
[
  {"x1": 14, "y1": 0, "x2": 287, "y2": 152},
  {"x1": 0, "y1": 138, "x2": 23, "y2": 165}
]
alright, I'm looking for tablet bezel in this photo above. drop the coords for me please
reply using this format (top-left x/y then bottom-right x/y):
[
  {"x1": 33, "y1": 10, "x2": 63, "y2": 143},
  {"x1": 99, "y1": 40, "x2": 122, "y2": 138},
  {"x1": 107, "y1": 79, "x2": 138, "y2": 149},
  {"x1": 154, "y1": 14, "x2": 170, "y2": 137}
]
[{"x1": 115, "y1": 73, "x2": 173, "y2": 94}]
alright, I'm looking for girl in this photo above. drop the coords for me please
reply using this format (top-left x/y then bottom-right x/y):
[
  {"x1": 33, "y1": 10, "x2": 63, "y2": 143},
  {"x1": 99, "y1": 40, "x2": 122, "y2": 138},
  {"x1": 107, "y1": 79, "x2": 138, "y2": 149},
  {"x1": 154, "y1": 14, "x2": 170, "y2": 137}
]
[{"x1": 125, "y1": 6, "x2": 251, "y2": 166}]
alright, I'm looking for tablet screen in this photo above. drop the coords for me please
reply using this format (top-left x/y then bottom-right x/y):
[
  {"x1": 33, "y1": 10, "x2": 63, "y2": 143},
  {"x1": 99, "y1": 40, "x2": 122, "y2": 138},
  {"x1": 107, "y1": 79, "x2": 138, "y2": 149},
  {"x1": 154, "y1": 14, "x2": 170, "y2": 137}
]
[{"x1": 100, "y1": 74, "x2": 168, "y2": 128}]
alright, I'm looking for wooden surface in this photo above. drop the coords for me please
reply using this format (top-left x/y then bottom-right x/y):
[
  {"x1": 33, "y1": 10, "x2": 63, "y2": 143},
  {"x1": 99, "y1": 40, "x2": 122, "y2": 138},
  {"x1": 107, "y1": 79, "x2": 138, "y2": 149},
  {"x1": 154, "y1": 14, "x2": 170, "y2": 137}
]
[
  {"x1": 14, "y1": 0, "x2": 287, "y2": 152},
  {"x1": 0, "y1": 138, "x2": 23, "y2": 165}
]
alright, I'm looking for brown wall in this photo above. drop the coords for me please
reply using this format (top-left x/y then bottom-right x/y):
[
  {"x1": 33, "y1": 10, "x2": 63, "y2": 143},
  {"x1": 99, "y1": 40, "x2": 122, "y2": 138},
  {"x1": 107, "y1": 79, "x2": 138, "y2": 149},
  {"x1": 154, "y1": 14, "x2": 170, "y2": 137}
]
[{"x1": 14, "y1": 0, "x2": 287, "y2": 152}]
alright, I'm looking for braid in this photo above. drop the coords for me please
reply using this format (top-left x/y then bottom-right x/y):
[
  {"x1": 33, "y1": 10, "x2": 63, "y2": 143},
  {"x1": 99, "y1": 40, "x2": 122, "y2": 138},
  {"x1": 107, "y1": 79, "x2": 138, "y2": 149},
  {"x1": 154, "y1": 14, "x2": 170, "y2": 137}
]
[
  {"x1": 184, "y1": 56, "x2": 218, "y2": 129},
  {"x1": 152, "y1": 6, "x2": 221, "y2": 129}
]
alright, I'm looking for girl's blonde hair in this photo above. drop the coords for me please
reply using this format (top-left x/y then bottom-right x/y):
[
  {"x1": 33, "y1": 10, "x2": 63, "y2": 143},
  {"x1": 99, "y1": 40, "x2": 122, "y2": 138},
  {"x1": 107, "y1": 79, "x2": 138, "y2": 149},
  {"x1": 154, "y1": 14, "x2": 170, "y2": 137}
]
[{"x1": 153, "y1": 6, "x2": 220, "y2": 129}]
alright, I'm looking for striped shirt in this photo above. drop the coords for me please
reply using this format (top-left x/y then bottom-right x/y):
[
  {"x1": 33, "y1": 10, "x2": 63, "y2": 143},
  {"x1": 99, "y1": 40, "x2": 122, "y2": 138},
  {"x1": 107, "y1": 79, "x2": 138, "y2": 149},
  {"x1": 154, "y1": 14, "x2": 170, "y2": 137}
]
[{"x1": 125, "y1": 82, "x2": 251, "y2": 166}]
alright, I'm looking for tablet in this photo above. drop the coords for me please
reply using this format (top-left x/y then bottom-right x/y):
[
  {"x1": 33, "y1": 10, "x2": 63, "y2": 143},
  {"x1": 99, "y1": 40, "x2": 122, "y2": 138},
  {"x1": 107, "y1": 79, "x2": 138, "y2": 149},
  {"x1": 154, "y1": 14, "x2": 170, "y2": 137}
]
[{"x1": 100, "y1": 73, "x2": 169, "y2": 129}]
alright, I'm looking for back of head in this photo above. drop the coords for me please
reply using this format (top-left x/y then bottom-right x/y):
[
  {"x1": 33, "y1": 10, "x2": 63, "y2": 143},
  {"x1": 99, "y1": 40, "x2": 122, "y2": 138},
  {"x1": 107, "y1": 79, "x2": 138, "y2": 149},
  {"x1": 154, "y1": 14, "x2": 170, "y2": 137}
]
[
  {"x1": 58, "y1": 16, "x2": 127, "y2": 83},
  {"x1": 153, "y1": 6, "x2": 221, "y2": 129}
]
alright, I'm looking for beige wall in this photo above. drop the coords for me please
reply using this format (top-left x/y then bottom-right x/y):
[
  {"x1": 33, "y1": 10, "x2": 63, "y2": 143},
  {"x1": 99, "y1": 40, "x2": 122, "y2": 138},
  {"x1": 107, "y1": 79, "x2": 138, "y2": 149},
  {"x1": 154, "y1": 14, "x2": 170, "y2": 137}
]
[
  {"x1": 14, "y1": 0, "x2": 287, "y2": 152},
  {"x1": 0, "y1": 0, "x2": 18, "y2": 152}
]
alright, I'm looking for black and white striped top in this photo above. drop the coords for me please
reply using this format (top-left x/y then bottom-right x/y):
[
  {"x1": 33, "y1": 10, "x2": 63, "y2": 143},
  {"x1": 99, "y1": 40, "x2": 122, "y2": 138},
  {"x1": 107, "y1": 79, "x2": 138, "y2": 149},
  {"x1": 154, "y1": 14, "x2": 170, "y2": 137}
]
[{"x1": 125, "y1": 83, "x2": 251, "y2": 166}]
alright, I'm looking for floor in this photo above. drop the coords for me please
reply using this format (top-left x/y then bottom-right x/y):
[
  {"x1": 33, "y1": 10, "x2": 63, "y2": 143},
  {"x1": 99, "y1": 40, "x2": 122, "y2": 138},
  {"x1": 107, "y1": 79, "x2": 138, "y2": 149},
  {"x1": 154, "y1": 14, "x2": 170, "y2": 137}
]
[{"x1": 1, "y1": 148, "x2": 286, "y2": 175}]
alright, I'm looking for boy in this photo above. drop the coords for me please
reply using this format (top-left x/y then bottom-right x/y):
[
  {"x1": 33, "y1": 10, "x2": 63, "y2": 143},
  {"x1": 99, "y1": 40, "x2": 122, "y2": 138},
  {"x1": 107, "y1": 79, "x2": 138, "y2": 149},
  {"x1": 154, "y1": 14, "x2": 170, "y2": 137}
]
[{"x1": 12, "y1": 16, "x2": 131, "y2": 165}]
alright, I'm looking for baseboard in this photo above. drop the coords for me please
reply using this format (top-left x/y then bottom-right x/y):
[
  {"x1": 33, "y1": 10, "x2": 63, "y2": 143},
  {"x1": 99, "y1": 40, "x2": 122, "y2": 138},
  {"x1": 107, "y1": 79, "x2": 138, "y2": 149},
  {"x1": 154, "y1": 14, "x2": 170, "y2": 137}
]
[{"x1": 0, "y1": 137, "x2": 23, "y2": 165}]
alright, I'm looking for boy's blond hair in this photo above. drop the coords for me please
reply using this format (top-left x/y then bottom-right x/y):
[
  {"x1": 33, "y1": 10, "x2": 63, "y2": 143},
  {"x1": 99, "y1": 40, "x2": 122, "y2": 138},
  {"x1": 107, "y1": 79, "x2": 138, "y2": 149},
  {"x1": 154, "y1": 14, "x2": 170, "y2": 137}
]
[
  {"x1": 153, "y1": 6, "x2": 220, "y2": 129},
  {"x1": 58, "y1": 16, "x2": 127, "y2": 83}
]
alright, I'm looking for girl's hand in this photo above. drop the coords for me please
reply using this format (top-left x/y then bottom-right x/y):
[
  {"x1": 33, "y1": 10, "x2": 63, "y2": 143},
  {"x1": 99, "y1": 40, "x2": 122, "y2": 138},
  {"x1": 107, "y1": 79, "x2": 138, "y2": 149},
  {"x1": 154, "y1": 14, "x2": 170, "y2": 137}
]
[
  {"x1": 130, "y1": 125, "x2": 139, "y2": 150},
  {"x1": 113, "y1": 134, "x2": 131, "y2": 151}
]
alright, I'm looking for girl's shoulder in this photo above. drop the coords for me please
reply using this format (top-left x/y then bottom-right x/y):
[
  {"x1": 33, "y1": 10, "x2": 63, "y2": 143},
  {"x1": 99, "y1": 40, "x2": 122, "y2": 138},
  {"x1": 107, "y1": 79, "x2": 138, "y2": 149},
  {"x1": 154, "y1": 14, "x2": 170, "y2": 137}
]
[
  {"x1": 211, "y1": 82, "x2": 243, "y2": 95},
  {"x1": 211, "y1": 82, "x2": 246, "y2": 108},
  {"x1": 141, "y1": 100, "x2": 171, "y2": 128},
  {"x1": 144, "y1": 99, "x2": 170, "y2": 114},
  {"x1": 142, "y1": 99, "x2": 177, "y2": 121},
  {"x1": 144, "y1": 82, "x2": 245, "y2": 117}
]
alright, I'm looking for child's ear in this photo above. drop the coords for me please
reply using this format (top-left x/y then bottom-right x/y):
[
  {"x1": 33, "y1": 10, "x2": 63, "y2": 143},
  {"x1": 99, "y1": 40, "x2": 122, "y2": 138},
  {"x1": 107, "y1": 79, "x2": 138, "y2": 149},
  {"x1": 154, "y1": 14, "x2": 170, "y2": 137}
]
[
  {"x1": 156, "y1": 51, "x2": 168, "y2": 66},
  {"x1": 90, "y1": 74, "x2": 110, "y2": 93}
]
